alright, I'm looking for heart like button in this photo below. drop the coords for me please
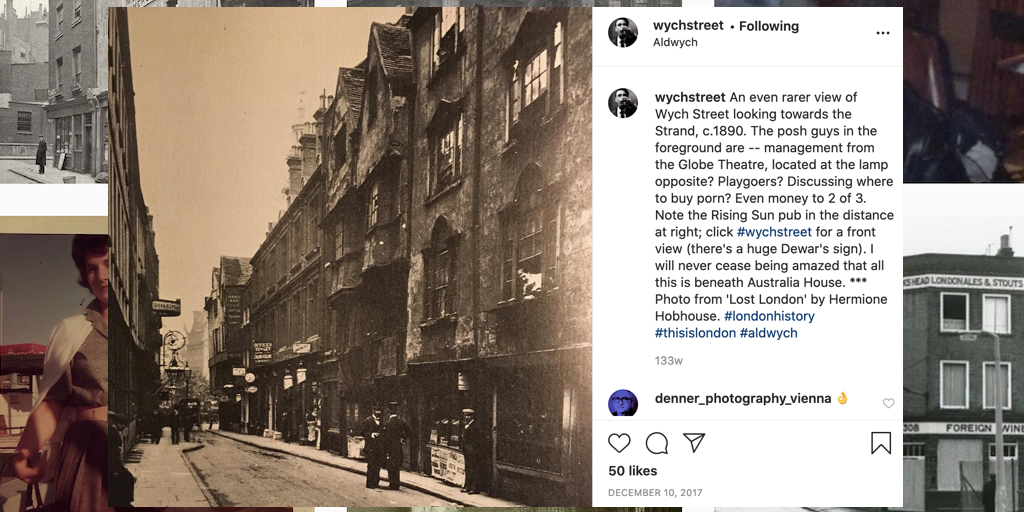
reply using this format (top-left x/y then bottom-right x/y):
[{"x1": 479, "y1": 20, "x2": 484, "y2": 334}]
[
  {"x1": 609, "y1": 433, "x2": 631, "y2": 453},
  {"x1": 883, "y1": 398, "x2": 895, "y2": 409}
]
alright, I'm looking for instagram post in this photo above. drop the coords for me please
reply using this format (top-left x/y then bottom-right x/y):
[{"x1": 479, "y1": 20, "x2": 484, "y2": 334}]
[{"x1": 99, "y1": 6, "x2": 593, "y2": 509}]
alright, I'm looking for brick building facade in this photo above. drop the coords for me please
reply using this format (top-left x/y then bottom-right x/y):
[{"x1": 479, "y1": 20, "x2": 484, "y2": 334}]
[{"x1": 903, "y1": 240, "x2": 1024, "y2": 511}]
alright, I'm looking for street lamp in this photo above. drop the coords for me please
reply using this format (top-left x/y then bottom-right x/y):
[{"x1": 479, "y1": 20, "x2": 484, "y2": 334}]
[{"x1": 963, "y1": 329, "x2": 1006, "y2": 512}]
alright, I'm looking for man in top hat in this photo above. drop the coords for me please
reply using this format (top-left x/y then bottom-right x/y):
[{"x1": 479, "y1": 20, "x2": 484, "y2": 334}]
[
  {"x1": 461, "y1": 408, "x2": 487, "y2": 494},
  {"x1": 360, "y1": 404, "x2": 385, "y2": 488},
  {"x1": 35, "y1": 135, "x2": 47, "y2": 174},
  {"x1": 382, "y1": 401, "x2": 411, "y2": 490}
]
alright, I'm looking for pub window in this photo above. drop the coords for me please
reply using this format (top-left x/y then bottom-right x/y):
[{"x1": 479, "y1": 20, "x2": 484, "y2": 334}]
[
  {"x1": 430, "y1": 112, "x2": 462, "y2": 194},
  {"x1": 989, "y1": 443, "x2": 1018, "y2": 459},
  {"x1": 496, "y1": 369, "x2": 564, "y2": 473},
  {"x1": 983, "y1": 362, "x2": 1012, "y2": 409},
  {"x1": 940, "y1": 360, "x2": 969, "y2": 409},
  {"x1": 17, "y1": 112, "x2": 31, "y2": 132},
  {"x1": 983, "y1": 294, "x2": 1011, "y2": 335},
  {"x1": 501, "y1": 166, "x2": 561, "y2": 301},
  {"x1": 940, "y1": 292, "x2": 968, "y2": 332},
  {"x1": 424, "y1": 218, "x2": 458, "y2": 320},
  {"x1": 904, "y1": 443, "x2": 925, "y2": 458}
]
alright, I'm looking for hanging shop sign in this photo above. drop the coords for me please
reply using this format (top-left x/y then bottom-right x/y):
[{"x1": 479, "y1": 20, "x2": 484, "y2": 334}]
[
  {"x1": 232, "y1": 367, "x2": 246, "y2": 377},
  {"x1": 245, "y1": 373, "x2": 256, "y2": 383},
  {"x1": 245, "y1": 386, "x2": 258, "y2": 394},
  {"x1": 253, "y1": 342, "x2": 273, "y2": 365},
  {"x1": 152, "y1": 299, "x2": 182, "y2": 317}
]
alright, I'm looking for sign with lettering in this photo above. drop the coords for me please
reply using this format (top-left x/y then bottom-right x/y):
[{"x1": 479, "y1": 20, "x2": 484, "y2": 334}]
[
  {"x1": 253, "y1": 342, "x2": 273, "y2": 365},
  {"x1": 292, "y1": 342, "x2": 312, "y2": 354},
  {"x1": 232, "y1": 367, "x2": 246, "y2": 377},
  {"x1": 905, "y1": 422, "x2": 1024, "y2": 435},
  {"x1": 152, "y1": 299, "x2": 182, "y2": 317},
  {"x1": 903, "y1": 274, "x2": 1024, "y2": 291},
  {"x1": 430, "y1": 445, "x2": 466, "y2": 487}
]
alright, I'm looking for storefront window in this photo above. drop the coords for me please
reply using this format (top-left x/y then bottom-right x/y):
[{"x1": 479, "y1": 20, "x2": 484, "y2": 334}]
[
  {"x1": 425, "y1": 389, "x2": 461, "y2": 449},
  {"x1": 496, "y1": 369, "x2": 563, "y2": 473}
]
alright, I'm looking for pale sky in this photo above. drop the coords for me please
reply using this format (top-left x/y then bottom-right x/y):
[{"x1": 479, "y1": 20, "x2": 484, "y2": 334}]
[
  {"x1": 127, "y1": 8, "x2": 403, "y2": 332},
  {"x1": 904, "y1": 217, "x2": 1024, "y2": 257}
]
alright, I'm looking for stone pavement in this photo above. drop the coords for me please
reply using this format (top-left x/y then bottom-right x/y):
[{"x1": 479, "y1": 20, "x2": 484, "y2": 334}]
[
  {"x1": 129, "y1": 427, "x2": 211, "y2": 507},
  {"x1": 209, "y1": 429, "x2": 525, "y2": 507},
  {"x1": 0, "y1": 159, "x2": 98, "y2": 184}
]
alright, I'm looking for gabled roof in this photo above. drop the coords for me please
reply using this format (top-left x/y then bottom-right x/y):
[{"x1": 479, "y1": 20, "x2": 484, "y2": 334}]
[
  {"x1": 338, "y1": 66, "x2": 366, "y2": 120},
  {"x1": 371, "y1": 22, "x2": 413, "y2": 96},
  {"x1": 220, "y1": 256, "x2": 253, "y2": 287}
]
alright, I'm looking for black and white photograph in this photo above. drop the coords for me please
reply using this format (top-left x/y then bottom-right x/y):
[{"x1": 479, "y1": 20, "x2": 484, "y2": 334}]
[
  {"x1": 607, "y1": 88, "x2": 637, "y2": 118},
  {"x1": 109, "y1": 6, "x2": 593, "y2": 508},
  {"x1": 901, "y1": 217, "x2": 1024, "y2": 512},
  {"x1": 607, "y1": 17, "x2": 637, "y2": 48}
]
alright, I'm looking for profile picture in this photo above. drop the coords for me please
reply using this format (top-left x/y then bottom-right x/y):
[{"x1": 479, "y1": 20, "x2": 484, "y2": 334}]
[
  {"x1": 608, "y1": 17, "x2": 638, "y2": 48},
  {"x1": 608, "y1": 88, "x2": 638, "y2": 118},
  {"x1": 609, "y1": 389, "x2": 638, "y2": 416}
]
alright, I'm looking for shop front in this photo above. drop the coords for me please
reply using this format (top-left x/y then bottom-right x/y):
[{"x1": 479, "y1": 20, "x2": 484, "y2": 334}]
[{"x1": 904, "y1": 421, "x2": 1024, "y2": 512}]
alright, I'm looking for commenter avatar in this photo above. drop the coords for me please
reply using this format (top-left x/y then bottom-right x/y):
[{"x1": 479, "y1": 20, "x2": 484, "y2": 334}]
[
  {"x1": 609, "y1": 389, "x2": 639, "y2": 416},
  {"x1": 609, "y1": 88, "x2": 638, "y2": 118}
]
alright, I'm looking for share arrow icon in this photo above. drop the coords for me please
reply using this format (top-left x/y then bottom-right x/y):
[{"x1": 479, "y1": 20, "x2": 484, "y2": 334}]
[{"x1": 684, "y1": 433, "x2": 705, "y2": 453}]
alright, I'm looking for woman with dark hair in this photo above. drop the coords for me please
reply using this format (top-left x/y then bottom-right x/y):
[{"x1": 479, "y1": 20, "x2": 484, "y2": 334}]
[{"x1": 12, "y1": 234, "x2": 112, "y2": 512}]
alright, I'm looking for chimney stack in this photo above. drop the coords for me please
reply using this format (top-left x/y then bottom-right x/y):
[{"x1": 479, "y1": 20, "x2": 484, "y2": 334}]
[{"x1": 997, "y1": 234, "x2": 1014, "y2": 258}]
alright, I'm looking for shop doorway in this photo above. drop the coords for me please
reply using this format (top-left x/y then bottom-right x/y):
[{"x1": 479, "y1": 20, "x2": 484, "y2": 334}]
[{"x1": 900, "y1": 442, "x2": 926, "y2": 511}]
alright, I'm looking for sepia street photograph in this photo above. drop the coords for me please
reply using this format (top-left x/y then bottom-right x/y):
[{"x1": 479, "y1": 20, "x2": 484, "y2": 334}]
[{"x1": 110, "y1": 6, "x2": 593, "y2": 508}]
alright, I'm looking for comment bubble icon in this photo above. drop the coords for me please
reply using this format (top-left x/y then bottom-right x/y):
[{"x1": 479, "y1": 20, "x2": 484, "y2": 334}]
[{"x1": 646, "y1": 432, "x2": 669, "y2": 454}]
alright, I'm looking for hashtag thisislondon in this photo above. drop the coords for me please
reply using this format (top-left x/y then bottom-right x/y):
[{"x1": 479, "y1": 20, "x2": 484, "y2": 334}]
[
  {"x1": 724, "y1": 310, "x2": 734, "y2": 321},
  {"x1": 655, "y1": 328, "x2": 664, "y2": 338},
  {"x1": 740, "y1": 327, "x2": 750, "y2": 337},
  {"x1": 737, "y1": 227, "x2": 746, "y2": 237}
]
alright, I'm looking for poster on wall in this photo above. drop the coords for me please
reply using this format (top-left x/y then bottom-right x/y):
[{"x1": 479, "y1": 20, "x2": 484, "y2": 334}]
[{"x1": 430, "y1": 445, "x2": 466, "y2": 487}]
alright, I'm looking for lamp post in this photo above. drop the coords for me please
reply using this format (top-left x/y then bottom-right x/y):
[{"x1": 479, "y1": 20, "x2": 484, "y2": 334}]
[{"x1": 965, "y1": 329, "x2": 1005, "y2": 512}]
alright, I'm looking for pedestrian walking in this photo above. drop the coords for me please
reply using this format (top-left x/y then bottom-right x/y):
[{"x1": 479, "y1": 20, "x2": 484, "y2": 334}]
[
  {"x1": 183, "y1": 404, "x2": 195, "y2": 442},
  {"x1": 169, "y1": 406, "x2": 181, "y2": 444},
  {"x1": 151, "y1": 409, "x2": 163, "y2": 444},
  {"x1": 305, "y1": 409, "x2": 317, "y2": 446},
  {"x1": 382, "y1": 402, "x2": 411, "y2": 490},
  {"x1": 35, "y1": 135, "x2": 46, "y2": 174},
  {"x1": 461, "y1": 408, "x2": 487, "y2": 495},
  {"x1": 984, "y1": 474, "x2": 996, "y2": 512},
  {"x1": 360, "y1": 405, "x2": 385, "y2": 488}
]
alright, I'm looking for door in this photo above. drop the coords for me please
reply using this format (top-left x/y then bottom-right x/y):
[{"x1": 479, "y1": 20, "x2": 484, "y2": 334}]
[
  {"x1": 900, "y1": 456, "x2": 926, "y2": 511},
  {"x1": 938, "y1": 439, "x2": 983, "y2": 491},
  {"x1": 84, "y1": 120, "x2": 92, "y2": 176}
]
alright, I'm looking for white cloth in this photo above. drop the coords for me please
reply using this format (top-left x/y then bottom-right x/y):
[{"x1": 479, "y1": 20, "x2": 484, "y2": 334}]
[{"x1": 30, "y1": 308, "x2": 95, "y2": 485}]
